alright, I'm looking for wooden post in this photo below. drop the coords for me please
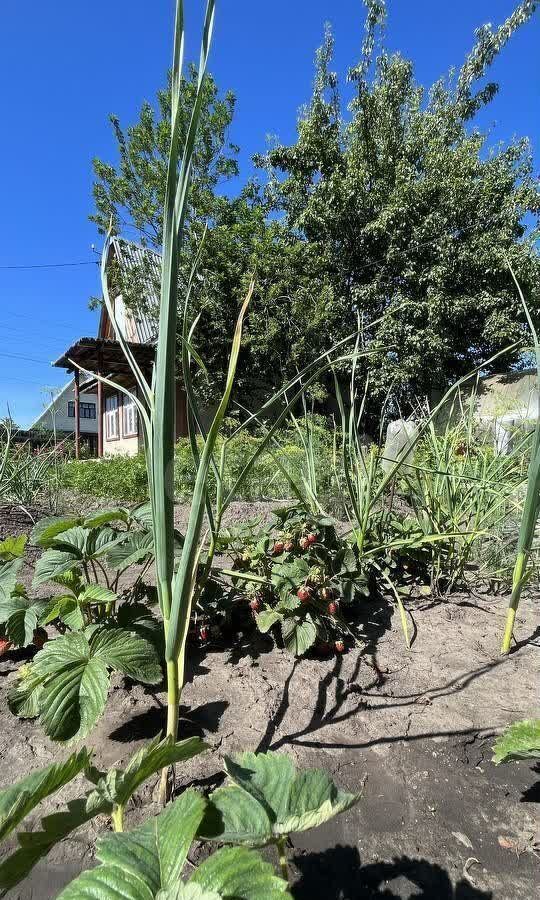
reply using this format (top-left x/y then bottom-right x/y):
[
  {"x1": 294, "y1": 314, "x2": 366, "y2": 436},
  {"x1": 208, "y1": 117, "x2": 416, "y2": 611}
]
[
  {"x1": 97, "y1": 348, "x2": 103, "y2": 458},
  {"x1": 74, "y1": 370, "x2": 81, "y2": 460}
]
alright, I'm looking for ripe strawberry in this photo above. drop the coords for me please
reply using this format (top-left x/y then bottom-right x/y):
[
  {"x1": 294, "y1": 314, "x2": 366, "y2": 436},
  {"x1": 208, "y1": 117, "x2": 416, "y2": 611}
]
[
  {"x1": 307, "y1": 532, "x2": 317, "y2": 545},
  {"x1": 273, "y1": 540, "x2": 285, "y2": 554},
  {"x1": 0, "y1": 637, "x2": 13, "y2": 657},
  {"x1": 299, "y1": 536, "x2": 310, "y2": 551},
  {"x1": 249, "y1": 596, "x2": 261, "y2": 612},
  {"x1": 334, "y1": 639, "x2": 345, "y2": 653},
  {"x1": 327, "y1": 601, "x2": 338, "y2": 616},
  {"x1": 297, "y1": 585, "x2": 311, "y2": 604},
  {"x1": 33, "y1": 628, "x2": 48, "y2": 650},
  {"x1": 199, "y1": 625, "x2": 210, "y2": 642},
  {"x1": 283, "y1": 540, "x2": 294, "y2": 552}
]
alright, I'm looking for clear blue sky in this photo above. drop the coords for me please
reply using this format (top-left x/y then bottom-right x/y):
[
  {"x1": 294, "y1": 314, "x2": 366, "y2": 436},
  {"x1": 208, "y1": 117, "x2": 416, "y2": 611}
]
[{"x1": 0, "y1": 0, "x2": 538, "y2": 426}]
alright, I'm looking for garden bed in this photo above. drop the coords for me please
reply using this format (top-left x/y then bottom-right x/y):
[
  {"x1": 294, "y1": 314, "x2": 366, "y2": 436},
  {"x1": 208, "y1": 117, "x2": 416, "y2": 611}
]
[{"x1": 0, "y1": 501, "x2": 538, "y2": 899}]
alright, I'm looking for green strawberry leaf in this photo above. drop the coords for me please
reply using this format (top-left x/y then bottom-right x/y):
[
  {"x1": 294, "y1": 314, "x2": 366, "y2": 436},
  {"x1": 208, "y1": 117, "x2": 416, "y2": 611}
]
[
  {"x1": 0, "y1": 748, "x2": 90, "y2": 842},
  {"x1": 492, "y1": 719, "x2": 540, "y2": 764},
  {"x1": 202, "y1": 750, "x2": 361, "y2": 844},
  {"x1": 107, "y1": 531, "x2": 154, "y2": 570},
  {"x1": 9, "y1": 628, "x2": 161, "y2": 742},
  {"x1": 57, "y1": 790, "x2": 206, "y2": 899},
  {"x1": 0, "y1": 557, "x2": 23, "y2": 599},
  {"x1": 33, "y1": 549, "x2": 79, "y2": 586},
  {"x1": 281, "y1": 615, "x2": 317, "y2": 656},
  {"x1": 0, "y1": 535, "x2": 27, "y2": 560},
  {"x1": 30, "y1": 517, "x2": 82, "y2": 549},
  {"x1": 88, "y1": 735, "x2": 207, "y2": 808}
]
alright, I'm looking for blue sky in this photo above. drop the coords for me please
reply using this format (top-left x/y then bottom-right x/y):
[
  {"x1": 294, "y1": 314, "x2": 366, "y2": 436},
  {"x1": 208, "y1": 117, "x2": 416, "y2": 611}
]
[{"x1": 0, "y1": 0, "x2": 538, "y2": 426}]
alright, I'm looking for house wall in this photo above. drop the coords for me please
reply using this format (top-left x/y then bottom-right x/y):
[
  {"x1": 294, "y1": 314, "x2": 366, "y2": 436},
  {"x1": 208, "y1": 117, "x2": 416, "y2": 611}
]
[
  {"x1": 31, "y1": 380, "x2": 98, "y2": 435},
  {"x1": 101, "y1": 382, "x2": 188, "y2": 458}
]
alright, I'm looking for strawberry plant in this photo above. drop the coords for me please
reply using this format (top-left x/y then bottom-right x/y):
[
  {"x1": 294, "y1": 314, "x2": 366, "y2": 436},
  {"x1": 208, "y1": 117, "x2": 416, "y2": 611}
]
[
  {"x1": 0, "y1": 734, "x2": 206, "y2": 893},
  {"x1": 0, "y1": 739, "x2": 358, "y2": 898},
  {"x1": 492, "y1": 719, "x2": 540, "y2": 764},
  {"x1": 201, "y1": 749, "x2": 361, "y2": 882}
]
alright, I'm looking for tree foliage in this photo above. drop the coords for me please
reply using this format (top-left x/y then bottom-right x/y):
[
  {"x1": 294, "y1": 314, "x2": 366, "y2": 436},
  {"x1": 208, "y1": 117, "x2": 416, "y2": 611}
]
[
  {"x1": 90, "y1": 1, "x2": 540, "y2": 414},
  {"x1": 257, "y1": 0, "x2": 540, "y2": 408}
]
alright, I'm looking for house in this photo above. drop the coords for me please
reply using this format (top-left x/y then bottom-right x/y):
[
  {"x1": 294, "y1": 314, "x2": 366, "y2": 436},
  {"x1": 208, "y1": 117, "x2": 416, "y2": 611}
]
[
  {"x1": 53, "y1": 237, "x2": 188, "y2": 458},
  {"x1": 29, "y1": 379, "x2": 99, "y2": 455}
]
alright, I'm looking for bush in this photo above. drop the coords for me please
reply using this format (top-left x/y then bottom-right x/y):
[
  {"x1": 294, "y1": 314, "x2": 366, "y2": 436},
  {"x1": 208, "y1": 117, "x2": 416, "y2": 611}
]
[{"x1": 58, "y1": 418, "x2": 338, "y2": 505}]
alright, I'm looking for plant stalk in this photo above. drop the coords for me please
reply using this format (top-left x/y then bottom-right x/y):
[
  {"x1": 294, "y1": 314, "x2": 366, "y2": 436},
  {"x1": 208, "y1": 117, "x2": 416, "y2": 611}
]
[
  {"x1": 276, "y1": 837, "x2": 289, "y2": 884},
  {"x1": 501, "y1": 550, "x2": 526, "y2": 654},
  {"x1": 159, "y1": 655, "x2": 180, "y2": 804},
  {"x1": 111, "y1": 805, "x2": 124, "y2": 832}
]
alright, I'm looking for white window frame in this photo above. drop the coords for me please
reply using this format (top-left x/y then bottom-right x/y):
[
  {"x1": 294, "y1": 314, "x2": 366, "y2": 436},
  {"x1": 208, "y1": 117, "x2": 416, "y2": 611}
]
[
  {"x1": 122, "y1": 396, "x2": 138, "y2": 437},
  {"x1": 105, "y1": 394, "x2": 119, "y2": 440}
]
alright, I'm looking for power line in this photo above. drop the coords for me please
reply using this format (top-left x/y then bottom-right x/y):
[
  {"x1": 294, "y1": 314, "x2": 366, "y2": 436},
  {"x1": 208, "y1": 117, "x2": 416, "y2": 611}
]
[
  {"x1": 0, "y1": 260, "x2": 98, "y2": 271},
  {"x1": 0, "y1": 351, "x2": 52, "y2": 365}
]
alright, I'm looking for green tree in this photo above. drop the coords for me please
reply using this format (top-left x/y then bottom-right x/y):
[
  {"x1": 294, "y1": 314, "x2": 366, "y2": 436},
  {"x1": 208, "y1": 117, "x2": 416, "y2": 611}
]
[
  {"x1": 91, "y1": 66, "x2": 238, "y2": 245},
  {"x1": 256, "y1": 0, "x2": 540, "y2": 409}
]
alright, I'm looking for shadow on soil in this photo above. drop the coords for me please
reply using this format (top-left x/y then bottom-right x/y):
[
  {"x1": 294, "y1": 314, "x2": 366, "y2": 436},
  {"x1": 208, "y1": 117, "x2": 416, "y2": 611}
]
[
  {"x1": 292, "y1": 846, "x2": 492, "y2": 899},
  {"x1": 109, "y1": 699, "x2": 229, "y2": 743},
  {"x1": 256, "y1": 651, "x2": 505, "y2": 753}
]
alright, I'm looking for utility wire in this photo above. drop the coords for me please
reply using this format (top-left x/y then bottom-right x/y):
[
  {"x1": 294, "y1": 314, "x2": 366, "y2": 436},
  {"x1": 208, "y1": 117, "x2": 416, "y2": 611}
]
[{"x1": 0, "y1": 260, "x2": 98, "y2": 271}]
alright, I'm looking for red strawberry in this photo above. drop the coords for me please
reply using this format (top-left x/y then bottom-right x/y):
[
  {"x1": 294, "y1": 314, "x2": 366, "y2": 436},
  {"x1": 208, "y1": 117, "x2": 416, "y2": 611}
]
[
  {"x1": 0, "y1": 637, "x2": 13, "y2": 657},
  {"x1": 299, "y1": 536, "x2": 310, "y2": 551},
  {"x1": 307, "y1": 533, "x2": 317, "y2": 545},
  {"x1": 327, "y1": 601, "x2": 338, "y2": 616},
  {"x1": 249, "y1": 596, "x2": 261, "y2": 612},
  {"x1": 199, "y1": 625, "x2": 210, "y2": 642},
  {"x1": 273, "y1": 540, "x2": 285, "y2": 554},
  {"x1": 297, "y1": 585, "x2": 311, "y2": 604},
  {"x1": 334, "y1": 639, "x2": 345, "y2": 653},
  {"x1": 283, "y1": 540, "x2": 294, "y2": 552},
  {"x1": 33, "y1": 628, "x2": 48, "y2": 650}
]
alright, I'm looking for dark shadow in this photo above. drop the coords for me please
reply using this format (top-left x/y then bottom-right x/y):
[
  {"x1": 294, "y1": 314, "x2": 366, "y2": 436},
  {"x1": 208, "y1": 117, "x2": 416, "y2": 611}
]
[
  {"x1": 109, "y1": 700, "x2": 228, "y2": 743},
  {"x1": 225, "y1": 632, "x2": 275, "y2": 666},
  {"x1": 521, "y1": 764, "x2": 540, "y2": 804},
  {"x1": 109, "y1": 704, "x2": 165, "y2": 741},
  {"x1": 177, "y1": 769, "x2": 226, "y2": 795},
  {"x1": 259, "y1": 647, "x2": 501, "y2": 753},
  {"x1": 510, "y1": 624, "x2": 540, "y2": 653},
  {"x1": 292, "y1": 846, "x2": 493, "y2": 899}
]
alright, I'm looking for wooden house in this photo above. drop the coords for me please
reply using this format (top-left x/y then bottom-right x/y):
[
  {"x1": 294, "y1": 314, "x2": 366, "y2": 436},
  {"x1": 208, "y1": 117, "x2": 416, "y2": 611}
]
[{"x1": 53, "y1": 238, "x2": 188, "y2": 458}]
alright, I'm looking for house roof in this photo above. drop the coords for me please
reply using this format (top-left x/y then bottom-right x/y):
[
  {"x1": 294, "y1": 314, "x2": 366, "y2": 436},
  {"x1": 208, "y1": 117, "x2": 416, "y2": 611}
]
[
  {"x1": 53, "y1": 337, "x2": 155, "y2": 376},
  {"x1": 109, "y1": 237, "x2": 161, "y2": 344},
  {"x1": 28, "y1": 377, "x2": 97, "y2": 430}
]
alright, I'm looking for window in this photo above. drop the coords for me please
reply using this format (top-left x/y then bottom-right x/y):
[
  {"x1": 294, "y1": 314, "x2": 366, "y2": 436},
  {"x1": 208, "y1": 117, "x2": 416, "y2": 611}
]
[
  {"x1": 68, "y1": 401, "x2": 96, "y2": 419},
  {"x1": 122, "y1": 397, "x2": 138, "y2": 437},
  {"x1": 105, "y1": 394, "x2": 119, "y2": 440}
]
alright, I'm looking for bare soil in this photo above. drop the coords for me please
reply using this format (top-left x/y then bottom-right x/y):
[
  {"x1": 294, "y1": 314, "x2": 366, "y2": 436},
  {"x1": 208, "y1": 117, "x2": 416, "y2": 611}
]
[{"x1": 0, "y1": 500, "x2": 538, "y2": 899}]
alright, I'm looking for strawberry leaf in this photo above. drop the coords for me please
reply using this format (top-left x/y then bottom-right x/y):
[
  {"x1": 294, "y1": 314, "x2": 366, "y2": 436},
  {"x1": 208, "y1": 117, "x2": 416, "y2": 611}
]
[{"x1": 492, "y1": 719, "x2": 540, "y2": 764}]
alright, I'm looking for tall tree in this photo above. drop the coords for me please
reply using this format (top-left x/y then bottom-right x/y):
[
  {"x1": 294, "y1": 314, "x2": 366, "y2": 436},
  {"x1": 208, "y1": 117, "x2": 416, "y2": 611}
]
[
  {"x1": 257, "y1": 0, "x2": 540, "y2": 409},
  {"x1": 91, "y1": 66, "x2": 238, "y2": 245}
]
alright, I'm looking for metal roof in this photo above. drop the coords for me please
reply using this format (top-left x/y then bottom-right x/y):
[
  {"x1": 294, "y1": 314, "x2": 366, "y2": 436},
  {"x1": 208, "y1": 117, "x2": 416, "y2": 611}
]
[{"x1": 110, "y1": 237, "x2": 161, "y2": 344}]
